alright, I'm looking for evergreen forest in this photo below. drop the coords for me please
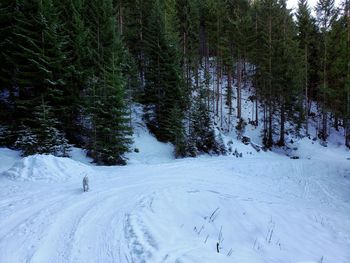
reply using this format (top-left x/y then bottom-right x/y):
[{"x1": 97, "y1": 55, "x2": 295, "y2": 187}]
[{"x1": 0, "y1": 0, "x2": 349, "y2": 165}]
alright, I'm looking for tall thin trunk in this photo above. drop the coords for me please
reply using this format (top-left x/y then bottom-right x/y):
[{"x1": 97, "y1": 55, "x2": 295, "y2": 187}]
[
  {"x1": 322, "y1": 33, "x2": 328, "y2": 141},
  {"x1": 334, "y1": 114, "x2": 339, "y2": 131},
  {"x1": 347, "y1": 0, "x2": 350, "y2": 147},
  {"x1": 139, "y1": 4, "x2": 144, "y2": 88},
  {"x1": 216, "y1": 57, "x2": 220, "y2": 117},
  {"x1": 255, "y1": 94, "x2": 259, "y2": 125},
  {"x1": 216, "y1": 15, "x2": 220, "y2": 117},
  {"x1": 263, "y1": 103, "x2": 267, "y2": 143},
  {"x1": 268, "y1": 104, "x2": 273, "y2": 147},
  {"x1": 118, "y1": 0, "x2": 123, "y2": 35},
  {"x1": 237, "y1": 56, "x2": 242, "y2": 119},
  {"x1": 305, "y1": 44, "x2": 309, "y2": 135},
  {"x1": 267, "y1": 13, "x2": 273, "y2": 147},
  {"x1": 263, "y1": 82, "x2": 267, "y2": 142},
  {"x1": 254, "y1": 11, "x2": 259, "y2": 126},
  {"x1": 278, "y1": 101, "x2": 285, "y2": 146},
  {"x1": 183, "y1": 31, "x2": 186, "y2": 66},
  {"x1": 220, "y1": 65, "x2": 223, "y2": 128},
  {"x1": 205, "y1": 43, "x2": 210, "y2": 110},
  {"x1": 228, "y1": 65, "x2": 232, "y2": 117}
]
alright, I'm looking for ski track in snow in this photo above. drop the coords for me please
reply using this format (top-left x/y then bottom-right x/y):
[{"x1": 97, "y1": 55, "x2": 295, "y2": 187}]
[{"x1": 0, "y1": 155, "x2": 350, "y2": 263}]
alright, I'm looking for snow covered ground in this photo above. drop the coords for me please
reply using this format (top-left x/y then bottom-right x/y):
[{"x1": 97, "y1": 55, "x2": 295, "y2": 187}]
[
  {"x1": 0, "y1": 122, "x2": 350, "y2": 263},
  {"x1": 0, "y1": 102, "x2": 350, "y2": 263}
]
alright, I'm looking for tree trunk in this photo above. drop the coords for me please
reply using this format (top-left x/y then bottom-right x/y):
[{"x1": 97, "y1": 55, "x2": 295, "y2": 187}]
[
  {"x1": 220, "y1": 65, "x2": 223, "y2": 128},
  {"x1": 237, "y1": 56, "x2": 242, "y2": 119},
  {"x1": 319, "y1": 16, "x2": 329, "y2": 141},
  {"x1": 118, "y1": 0, "x2": 123, "y2": 35},
  {"x1": 268, "y1": 104, "x2": 273, "y2": 148},
  {"x1": 228, "y1": 66, "x2": 232, "y2": 116},
  {"x1": 255, "y1": 96, "x2": 259, "y2": 126},
  {"x1": 278, "y1": 102, "x2": 285, "y2": 146},
  {"x1": 139, "y1": 7, "x2": 144, "y2": 88},
  {"x1": 322, "y1": 35, "x2": 328, "y2": 141},
  {"x1": 347, "y1": 0, "x2": 350, "y2": 147},
  {"x1": 216, "y1": 58, "x2": 220, "y2": 117},
  {"x1": 305, "y1": 44, "x2": 309, "y2": 135},
  {"x1": 334, "y1": 114, "x2": 339, "y2": 131},
  {"x1": 267, "y1": 14, "x2": 273, "y2": 148}
]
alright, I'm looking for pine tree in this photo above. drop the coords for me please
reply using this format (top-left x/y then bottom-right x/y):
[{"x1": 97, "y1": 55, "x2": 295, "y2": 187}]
[
  {"x1": 14, "y1": 125, "x2": 39, "y2": 156},
  {"x1": 15, "y1": 97, "x2": 70, "y2": 157},
  {"x1": 254, "y1": 0, "x2": 280, "y2": 147},
  {"x1": 296, "y1": 0, "x2": 320, "y2": 135},
  {"x1": 316, "y1": 0, "x2": 338, "y2": 141},
  {"x1": 328, "y1": 13, "x2": 347, "y2": 132},
  {"x1": 0, "y1": 0, "x2": 15, "y2": 88},
  {"x1": 84, "y1": 0, "x2": 132, "y2": 165},
  {"x1": 189, "y1": 88, "x2": 223, "y2": 155},
  {"x1": 55, "y1": 0, "x2": 91, "y2": 145},
  {"x1": 228, "y1": 0, "x2": 251, "y2": 121},
  {"x1": 6, "y1": 0, "x2": 71, "y2": 154},
  {"x1": 87, "y1": 48, "x2": 133, "y2": 165},
  {"x1": 275, "y1": 0, "x2": 303, "y2": 145},
  {"x1": 143, "y1": 0, "x2": 187, "y2": 156},
  {"x1": 12, "y1": 0, "x2": 69, "y2": 100},
  {"x1": 346, "y1": 0, "x2": 350, "y2": 147}
]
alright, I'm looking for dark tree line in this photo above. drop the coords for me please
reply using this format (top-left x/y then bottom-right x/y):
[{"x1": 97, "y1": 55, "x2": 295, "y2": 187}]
[
  {"x1": 0, "y1": 0, "x2": 349, "y2": 165},
  {"x1": 0, "y1": 0, "x2": 132, "y2": 165}
]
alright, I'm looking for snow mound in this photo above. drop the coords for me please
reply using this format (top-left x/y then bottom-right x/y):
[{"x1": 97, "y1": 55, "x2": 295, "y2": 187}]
[
  {"x1": 2, "y1": 154, "x2": 91, "y2": 182},
  {"x1": 0, "y1": 147, "x2": 21, "y2": 173}
]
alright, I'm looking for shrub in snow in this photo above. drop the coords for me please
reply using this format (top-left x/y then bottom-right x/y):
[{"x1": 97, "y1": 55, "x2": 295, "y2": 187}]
[
  {"x1": 187, "y1": 92, "x2": 227, "y2": 156},
  {"x1": 0, "y1": 126, "x2": 12, "y2": 146},
  {"x1": 14, "y1": 126, "x2": 39, "y2": 156},
  {"x1": 235, "y1": 118, "x2": 247, "y2": 140},
  {"x1": 14, "y1": 101, "x2": 71, "y2": 157}
]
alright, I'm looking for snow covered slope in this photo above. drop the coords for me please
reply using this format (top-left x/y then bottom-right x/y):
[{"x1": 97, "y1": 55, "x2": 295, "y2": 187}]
[
  {"x1": 0, "y1": 102, "x2": 349, "y2": 262},
  {"x1": 125, "y1": 105, "x2": 175, "y2": 164},
  {"x1": 0, "y1": 144, "x2": 349, "y2": 262}
]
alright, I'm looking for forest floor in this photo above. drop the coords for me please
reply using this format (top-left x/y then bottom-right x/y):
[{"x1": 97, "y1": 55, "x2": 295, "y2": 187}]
[{"x1": 0, "y1": 123, "x2": 350, "y2": 263}]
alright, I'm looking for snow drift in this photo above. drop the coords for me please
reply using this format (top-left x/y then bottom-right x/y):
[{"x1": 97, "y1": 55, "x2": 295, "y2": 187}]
[{"x1": 1, "y1": 154, "x2": 91, "y2": 182}]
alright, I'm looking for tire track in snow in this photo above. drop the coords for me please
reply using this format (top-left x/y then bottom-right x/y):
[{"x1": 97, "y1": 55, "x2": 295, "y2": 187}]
[
  {"x1": 0, "y1": 176, "x2": 165, "y2": 263},
  {"x1": 0, "y1": 193, "x2": 79, "y2": 263},
  {"x1": 28, "y1": 191, "x2": 124, "y2": 263},
  {"x1": 27, "y1": 179, "x2": 158, "y2": 263}
]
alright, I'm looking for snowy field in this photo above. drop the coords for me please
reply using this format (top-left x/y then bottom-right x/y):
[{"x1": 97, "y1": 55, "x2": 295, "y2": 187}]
[{"x1": 1, "y1": 127, "x2": 350, "y2": 263}]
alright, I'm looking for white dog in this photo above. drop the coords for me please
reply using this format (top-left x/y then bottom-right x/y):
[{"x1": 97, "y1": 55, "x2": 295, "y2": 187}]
[{"x1": 83, "y1": 175, "x2": 89, "y2": 192}]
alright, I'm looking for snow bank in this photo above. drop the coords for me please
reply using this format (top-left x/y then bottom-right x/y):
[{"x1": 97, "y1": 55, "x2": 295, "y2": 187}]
[
  {"x1": 0, "y1": 148, "x2": 21, "y2": 173},
  {"x1": 0, "y1": 143, "x2": 349, "y2": 262},
  {"x1": 292, "y1": 137, "x2": 350, "y2": 161},
  {"x1": 2, "y1": 154, "x2": 91, "y2": 182}
]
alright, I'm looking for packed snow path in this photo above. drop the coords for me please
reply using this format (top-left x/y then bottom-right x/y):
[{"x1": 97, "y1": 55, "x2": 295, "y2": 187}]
[{"x1": 0, "y1": 154, "x2": 350, "y2": 263}]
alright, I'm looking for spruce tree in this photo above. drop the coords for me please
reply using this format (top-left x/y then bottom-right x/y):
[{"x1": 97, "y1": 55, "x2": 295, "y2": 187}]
[
  {"x1": 346, "y1": 0, "x2": 350, "y2": 147},
  {"x1": 189, "y1": 88, "x2": 223, "y2": 155},
  {"x1": 84, "y1": 0, "x2": 132, "y2": 165},
  {"x1": 275, "y1": 0, "x2": 303, "y2": 145},
  {"x1": 328, "y1": 14, "x2": 347, "y2": 132},
  {"x1": 316, "y1": 0, "x2": 338, "y2": 141},
  {"x1": 15, "y1": 97, "x2": 70, "y2": 157},
  {"x1": 296, "y1": 0, "x2": 320, "y2": 135},
  {"x1": 8, "y1": 0, "x2": 71, "y2": 154},
  {"x1": 143, "y1": 0, "x2": 187, "y2": 156},
  {"x1": 0, "y1": 0, "x2": 15, "y2": 88},
  {"x1": 55, "y1": 0, "x2": 91, "y2": 145}
]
